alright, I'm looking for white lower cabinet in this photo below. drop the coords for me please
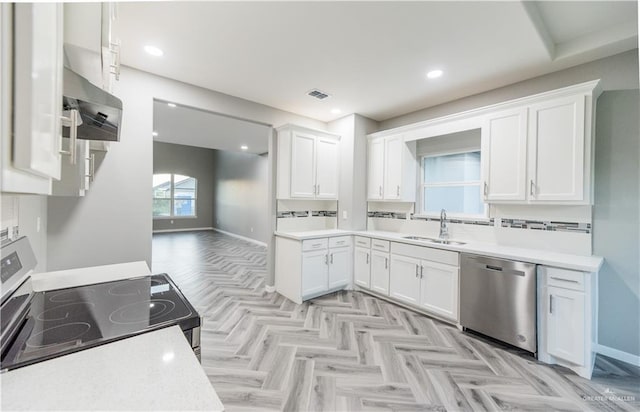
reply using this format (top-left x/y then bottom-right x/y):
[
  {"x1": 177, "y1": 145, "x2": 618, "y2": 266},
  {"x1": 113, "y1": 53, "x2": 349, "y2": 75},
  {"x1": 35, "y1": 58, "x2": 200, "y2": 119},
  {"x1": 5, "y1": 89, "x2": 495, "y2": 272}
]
[
  {"x1": 546, "y1": 287, "x2": 585, "y2": 365},
  {"x1": 389, "y1": 254, "x2": 421, "y2": 305},
  {"x1": 328, "y1": 246, "x2": 350, "y2": 289},
  {"x1": 389, "y1": 242, "x2": 460, "y2": 322},
  {"x1": 419, "y1": 260, "x2": 459, "y2": 321},
  {"x1": 354, "y1": 246, "x2": 371, "y2": 288},
  {"x1": 538, "y1": 266, "x2": 596, "y2": 379},
  {"x1": 275, "y1": 235, "x2": 352, "y2": 304},
  {"x1": 301, "y1": 249, "x2": 329, "y2": 298},
  {"x1": 370, "y1": 250, "x2": 390, "y2": 295}
]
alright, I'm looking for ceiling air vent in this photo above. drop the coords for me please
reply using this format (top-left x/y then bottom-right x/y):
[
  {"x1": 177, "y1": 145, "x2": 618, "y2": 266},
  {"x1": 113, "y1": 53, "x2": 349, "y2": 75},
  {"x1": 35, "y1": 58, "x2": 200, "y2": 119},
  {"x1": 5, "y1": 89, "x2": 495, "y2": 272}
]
[{"x1": 307, "y1": 89, "x2": 331, "y2": 100}]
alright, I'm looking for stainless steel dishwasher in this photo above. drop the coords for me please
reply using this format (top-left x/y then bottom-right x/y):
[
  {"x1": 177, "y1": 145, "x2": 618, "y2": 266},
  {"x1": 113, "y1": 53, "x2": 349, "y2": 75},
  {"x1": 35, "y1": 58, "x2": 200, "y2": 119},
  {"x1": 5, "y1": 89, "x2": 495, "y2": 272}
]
[{"x1": 460, "y1": 254, "x2": 537, "y2": 353}]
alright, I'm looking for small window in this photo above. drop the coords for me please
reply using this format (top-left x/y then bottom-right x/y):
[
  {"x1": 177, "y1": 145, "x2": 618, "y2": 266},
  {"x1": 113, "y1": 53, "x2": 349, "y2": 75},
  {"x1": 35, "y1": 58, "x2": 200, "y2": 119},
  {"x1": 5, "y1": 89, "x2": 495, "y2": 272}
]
[
  {"x1": 420, "y1": 151, "x2": 486, "y2": 217},
  {"x1": 153, "y1": 174, "x2": 197, "y2": 218}
]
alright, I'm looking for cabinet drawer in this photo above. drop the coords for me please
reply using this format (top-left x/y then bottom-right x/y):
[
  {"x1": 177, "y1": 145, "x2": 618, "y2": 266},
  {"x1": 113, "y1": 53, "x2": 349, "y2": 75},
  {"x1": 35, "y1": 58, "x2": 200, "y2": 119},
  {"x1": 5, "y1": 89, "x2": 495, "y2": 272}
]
[
  {"x1": 302, "y1": 238, "x2": 328, "y2": 251},
  {"x1": 542, "y1": 266, "x2": 585, "y2": 291},
  {"x1": 371, "y1": 239, "x2": 390, "y2": 252},
  {"x1": 354, "y1": 236, "x2": 371, "y2": 248},
  {"x1": 391, "y1": 242, "x2": 458, "y2": 266},
  {"x1": 329, "y1": 236, "x2": 352, "y2": 248}
]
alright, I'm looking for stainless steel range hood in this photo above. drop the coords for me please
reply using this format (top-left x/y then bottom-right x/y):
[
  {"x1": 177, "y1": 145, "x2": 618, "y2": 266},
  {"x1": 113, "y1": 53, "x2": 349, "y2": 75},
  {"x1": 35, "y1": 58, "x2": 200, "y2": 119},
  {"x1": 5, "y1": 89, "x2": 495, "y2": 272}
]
[{"x1": 62, "y1": 67, "x2": 122, "y2": 142}]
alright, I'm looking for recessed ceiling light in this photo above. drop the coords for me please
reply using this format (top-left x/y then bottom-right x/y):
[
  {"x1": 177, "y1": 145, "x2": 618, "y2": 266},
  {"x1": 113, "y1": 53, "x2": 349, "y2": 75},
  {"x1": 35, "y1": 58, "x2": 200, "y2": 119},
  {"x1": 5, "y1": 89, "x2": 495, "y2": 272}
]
[
  {"x1": 240, "y1": 145, "x2": 248, "y2": 150},
  {"x1": 152, "y1": 131, "x2": 158, "y2": 137},
  {"x1": 331, "y1": 108, "x2": 342, "y2": 114},
  {"x1": 167, "y1": 103, "x2": 176, "y2": 108},
  {"x1": 426, "y1": 69, "x2": 444, "y2": 79},
  {"x1": 144, "y1": 45, "x2": 164, "y2": 57}
]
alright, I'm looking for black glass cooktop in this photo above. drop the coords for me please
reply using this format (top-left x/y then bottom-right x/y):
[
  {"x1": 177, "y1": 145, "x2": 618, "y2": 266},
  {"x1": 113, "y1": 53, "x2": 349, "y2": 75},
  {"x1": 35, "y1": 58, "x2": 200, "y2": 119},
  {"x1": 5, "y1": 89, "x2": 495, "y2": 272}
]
[{"x1": 1, "y1": 274, "x2": 199, "y2": 371}]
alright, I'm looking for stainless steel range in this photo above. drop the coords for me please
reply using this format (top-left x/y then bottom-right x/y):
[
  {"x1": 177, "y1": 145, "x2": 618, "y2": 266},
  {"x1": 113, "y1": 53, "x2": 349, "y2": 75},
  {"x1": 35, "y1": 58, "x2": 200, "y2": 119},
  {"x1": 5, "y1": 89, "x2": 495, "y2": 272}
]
[{"x1": 1, "y1": 237, "x2": 201, "y2": 372}]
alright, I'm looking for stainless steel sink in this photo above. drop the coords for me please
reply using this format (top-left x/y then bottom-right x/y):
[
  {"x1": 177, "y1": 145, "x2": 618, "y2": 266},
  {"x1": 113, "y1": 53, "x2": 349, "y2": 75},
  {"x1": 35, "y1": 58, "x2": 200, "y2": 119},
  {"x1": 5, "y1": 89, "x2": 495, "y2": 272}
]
[{"x1": 402, "y1": 236, "x2": 466, "y2": 245}]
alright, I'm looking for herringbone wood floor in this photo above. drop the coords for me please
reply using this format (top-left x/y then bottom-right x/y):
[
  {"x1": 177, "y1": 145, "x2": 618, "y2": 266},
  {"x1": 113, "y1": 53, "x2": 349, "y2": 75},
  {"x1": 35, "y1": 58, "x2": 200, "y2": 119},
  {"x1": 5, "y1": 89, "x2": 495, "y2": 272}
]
[{"x1": 153, "y1": 231, "x2": 640, "y2": 412}]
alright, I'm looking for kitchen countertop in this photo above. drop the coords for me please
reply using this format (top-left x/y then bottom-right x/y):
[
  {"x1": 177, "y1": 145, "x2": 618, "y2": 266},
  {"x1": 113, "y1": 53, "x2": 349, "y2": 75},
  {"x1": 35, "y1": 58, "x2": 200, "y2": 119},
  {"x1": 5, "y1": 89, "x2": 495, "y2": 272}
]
[
  {"x1": 1, "y1": 326, "x2": 224, "y2": 411},
  {"x1": 30, "y1": 261, "x2": 152, "y2": 292},
  {"x1": 275, "y1": 229, "x2": 352, "y2": 240},
  {"x1": 275, "y1": 229, "x2": 603, "y2": 272}
]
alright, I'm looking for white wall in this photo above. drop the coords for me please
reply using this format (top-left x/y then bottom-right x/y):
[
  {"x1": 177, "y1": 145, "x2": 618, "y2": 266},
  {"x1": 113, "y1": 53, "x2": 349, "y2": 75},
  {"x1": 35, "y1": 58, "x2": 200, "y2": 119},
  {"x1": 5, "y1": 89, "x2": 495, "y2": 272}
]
[
  {"x1": 380, "y1": 50, "x2": 639, "y2": 130},
  {"x1": 47, "y1": 65, "x2": 327, "y2": 271},
  {"x1": 593, "y1": 90, "x2": 640, "y2": 358},
  {"x1": 328, "y1": 114, "x2": 378, "y2": 230},
  {"x1": 212, "y1": 149, "x2": 269, "y2": 244}
]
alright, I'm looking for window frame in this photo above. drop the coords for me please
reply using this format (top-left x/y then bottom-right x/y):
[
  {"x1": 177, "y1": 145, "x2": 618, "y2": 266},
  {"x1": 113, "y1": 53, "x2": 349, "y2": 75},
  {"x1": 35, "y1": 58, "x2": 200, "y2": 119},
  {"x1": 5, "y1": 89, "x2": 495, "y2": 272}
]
[
  {"x1": 153, "y1": 173, "x2": 198, "y2": 219},
  {"x1": 417, "y1": 149, "x2": 488, "y2": 220}
]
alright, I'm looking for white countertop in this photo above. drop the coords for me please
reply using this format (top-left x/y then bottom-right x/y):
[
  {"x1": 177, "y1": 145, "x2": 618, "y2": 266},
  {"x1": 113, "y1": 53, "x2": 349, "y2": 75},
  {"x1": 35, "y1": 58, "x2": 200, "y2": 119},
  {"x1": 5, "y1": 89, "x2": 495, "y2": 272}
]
[
  {"x1": 30, "y1": 261, "x2": 152, "y2": 292},
  {"x1": 275, "y1": 229, "x2": 604, "y2": 272},
  {"x1": 274, "y1": 229, "x2": 352, "y2": 240},
  {"x1": 1, "y1": 326, "x2": 224, "y2": 411}
]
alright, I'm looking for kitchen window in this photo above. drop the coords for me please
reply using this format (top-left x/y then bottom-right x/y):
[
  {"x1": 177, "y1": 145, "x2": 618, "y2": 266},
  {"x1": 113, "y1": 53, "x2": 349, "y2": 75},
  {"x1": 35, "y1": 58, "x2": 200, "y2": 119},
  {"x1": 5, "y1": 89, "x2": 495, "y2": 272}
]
[
  {"x1": 420, "y1": 151, "x2": 486, "y2": 218},
  {"x1": 153, "y1": 174, "x2": 197, "y2": 218}
]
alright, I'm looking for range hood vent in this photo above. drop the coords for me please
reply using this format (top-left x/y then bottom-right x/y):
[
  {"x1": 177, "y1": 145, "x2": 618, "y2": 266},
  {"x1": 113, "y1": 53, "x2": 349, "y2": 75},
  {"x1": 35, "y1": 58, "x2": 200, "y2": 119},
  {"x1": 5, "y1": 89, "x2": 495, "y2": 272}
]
[
  {"x1": 307, "y1": 89, "x2": 331, "y2": 100},
  {"x1": 62, "y1": 67, "x2": 122, "y2": 142}
]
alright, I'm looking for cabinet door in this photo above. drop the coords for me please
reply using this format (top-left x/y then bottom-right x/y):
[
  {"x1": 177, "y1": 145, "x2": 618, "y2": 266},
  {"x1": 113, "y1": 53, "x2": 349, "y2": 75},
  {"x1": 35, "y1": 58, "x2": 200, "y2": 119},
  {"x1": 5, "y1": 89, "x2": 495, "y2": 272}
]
[
  {"x1": 328, "y1": 247, "x2": 351, "y2": 289},
  {"x1": 389, "y1": 254, "x2": 421, "y2": 305},
  {"x1": 13, "y1": 3, "x2": 63, "y2": 180},
  {"x1": 528, "y1": 95, "x2": 586, "y2": 202},
  {"x1": 354, "y1": 247, "x2": 371, "y2": 288},
  {"x1": 290, "y1": 131, "x2": 316, "y2": 198},
  {"x1": 384, "y1": 135, "x2": 403, "y2": 199},
  {"x1": 547, "y1": 287, "x2": 585, "y2": 365},
  {"x1": 301, "y1": 249, "x2": 329, "y2": 298},
  {"x1": 419, "y1": 260, "x2": 459, "y2": 321},
  {"x1": 367, "y1": 138, "x2": 385, "y2": 200},
  {"x1": 51, "y1": 139, "x2": 90, "y2": 196},
  {"x1": 371, "y1": 250, "x2": 390, "y2": 295},
  {"x1": 315, "y1": 137, "x2": 339, "y2": 199},
  {"x1": 481, "y1": 107, "x2": 528, "y2": 201}
]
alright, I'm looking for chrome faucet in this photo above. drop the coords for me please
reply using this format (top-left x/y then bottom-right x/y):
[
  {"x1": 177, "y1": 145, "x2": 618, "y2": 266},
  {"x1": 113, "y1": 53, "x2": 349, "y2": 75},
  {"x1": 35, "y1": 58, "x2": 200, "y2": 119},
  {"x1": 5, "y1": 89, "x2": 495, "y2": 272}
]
[{"x1": 439, "y1": 209, "x2": 449, "y2": 240}]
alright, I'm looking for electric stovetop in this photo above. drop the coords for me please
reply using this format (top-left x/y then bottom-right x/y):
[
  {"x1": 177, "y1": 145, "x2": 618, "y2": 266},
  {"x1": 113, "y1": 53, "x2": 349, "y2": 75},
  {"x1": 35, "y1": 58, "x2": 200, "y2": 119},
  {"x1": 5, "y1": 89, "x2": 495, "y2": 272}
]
[{"x1": 1, "y1": 273, "x2": 200, "y2": 371}]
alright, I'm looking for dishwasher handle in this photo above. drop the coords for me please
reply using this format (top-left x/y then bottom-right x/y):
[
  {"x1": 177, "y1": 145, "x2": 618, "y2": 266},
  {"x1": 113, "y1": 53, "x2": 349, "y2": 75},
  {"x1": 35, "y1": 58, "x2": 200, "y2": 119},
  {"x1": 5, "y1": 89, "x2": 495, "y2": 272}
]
[{"x1": 462, "y1": 254, "x2": 535, "y2": 277}]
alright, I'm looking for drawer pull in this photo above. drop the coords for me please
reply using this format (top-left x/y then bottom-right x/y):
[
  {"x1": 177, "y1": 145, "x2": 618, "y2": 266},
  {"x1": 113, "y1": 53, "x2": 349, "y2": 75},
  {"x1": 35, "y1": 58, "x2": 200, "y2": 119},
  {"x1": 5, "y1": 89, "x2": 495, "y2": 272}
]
[
  {"x1": 550, "y1": 276, "x2": 579, "y2": 283},
  {"x1": 366, "y1": 253, "x2": 369, "y2": 264}
]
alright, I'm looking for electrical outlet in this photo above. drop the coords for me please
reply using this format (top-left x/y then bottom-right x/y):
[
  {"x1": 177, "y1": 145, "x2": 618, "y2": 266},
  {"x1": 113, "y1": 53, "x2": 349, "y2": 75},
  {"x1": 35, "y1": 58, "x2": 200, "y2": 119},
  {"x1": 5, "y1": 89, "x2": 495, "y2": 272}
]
[
  {"x1": 170, "y1": 220, "x2": 174, "y2": 224},
  {"x1": 342, "y1": 211, "x2": 348, "y2": 219},
  {"x1": 250, "y1": 227, "x2": 254, "y2": 232}
]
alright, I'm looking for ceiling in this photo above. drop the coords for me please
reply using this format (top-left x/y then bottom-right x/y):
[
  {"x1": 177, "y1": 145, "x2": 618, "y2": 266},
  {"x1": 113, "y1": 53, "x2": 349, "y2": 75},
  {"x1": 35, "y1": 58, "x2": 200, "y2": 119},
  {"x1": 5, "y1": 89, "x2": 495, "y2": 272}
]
[
  {"x1": 152, "y1": 100, "x2": 271, "y2": 154},
  {"x1": 118, "y1": 1, "x2": 637, "y2": 125}
]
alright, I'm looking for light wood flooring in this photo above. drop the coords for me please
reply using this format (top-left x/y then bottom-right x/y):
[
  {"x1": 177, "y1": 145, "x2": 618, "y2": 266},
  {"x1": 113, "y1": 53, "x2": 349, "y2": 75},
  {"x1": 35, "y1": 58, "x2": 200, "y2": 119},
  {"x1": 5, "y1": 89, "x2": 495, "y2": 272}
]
[{"x1": 152, "y1": 230, "x2": 640, "y2": 411}]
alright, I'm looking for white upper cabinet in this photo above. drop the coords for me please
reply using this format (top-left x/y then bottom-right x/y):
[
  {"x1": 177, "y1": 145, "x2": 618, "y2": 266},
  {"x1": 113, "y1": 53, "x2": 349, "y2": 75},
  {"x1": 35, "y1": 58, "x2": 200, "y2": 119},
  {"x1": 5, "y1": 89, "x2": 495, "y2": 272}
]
[
  {"x1": 366, "y1": 138, "x2": 385, "y2": 200},
  {"x1": 277, "y1": 125, "x2": 340, "y2": 200},
  {"x1": 528, "y1": 95, "x2": 586, "y2": 202},
  {"x1": 366, "y1": 135, "x2": 416, "y2": 202},
  {"x1": 482, "y1": 107, "x2": 528, "y2": 201},
  {"x1": 290, "y1": 131, "x2": 316, "y2": 198},
  {"x1": 384, "y1": 135, "x2": 403, "y2": 200},
  {"x1": 1, "y1": 3, "x2": 63, "y2": 195},
  {"x1": 480, "y1": 84, "x2": 598, "y2": 205},
  {"x1": 315, "y1": 137, "x2": 339, "y2": 199},
  {"x1": 63, "y1": 3, "x2": 119, "y2": 91}
]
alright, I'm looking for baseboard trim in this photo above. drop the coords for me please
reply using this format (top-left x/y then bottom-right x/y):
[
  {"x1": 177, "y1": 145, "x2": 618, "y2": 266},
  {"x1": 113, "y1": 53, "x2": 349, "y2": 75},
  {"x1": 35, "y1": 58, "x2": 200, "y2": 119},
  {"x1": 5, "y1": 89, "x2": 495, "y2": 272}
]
[
  {"x1": 212, "y1": 228, "x2": 267, "y2": 247},
  {"x1": 153, "y1": 227, "x2": 214, "y2": 234},
  {"x1": 595, "y1": 344, "x2": 640, "y2": 367},
  {"x1": 265, "y1": 285, "x2": 276, "y2": 293}
]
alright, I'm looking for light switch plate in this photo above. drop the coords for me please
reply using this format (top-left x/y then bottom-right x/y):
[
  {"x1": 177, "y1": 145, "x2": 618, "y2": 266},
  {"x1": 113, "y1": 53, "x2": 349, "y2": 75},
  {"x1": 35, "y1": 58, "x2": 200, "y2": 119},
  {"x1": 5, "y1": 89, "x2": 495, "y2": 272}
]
[{"x1": 342, "y1": 211, "x2": 347, "y2": 219}]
